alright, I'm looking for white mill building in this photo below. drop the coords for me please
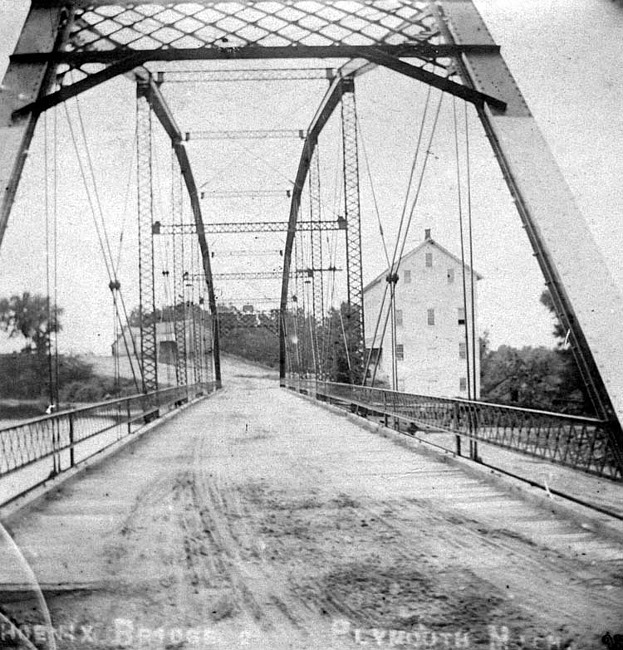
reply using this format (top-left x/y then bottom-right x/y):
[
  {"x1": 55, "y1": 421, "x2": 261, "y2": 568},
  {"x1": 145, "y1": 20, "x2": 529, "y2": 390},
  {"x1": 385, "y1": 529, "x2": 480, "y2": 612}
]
[{"x1": 363, "y1": 230, "x2": 482, "y2": 398}]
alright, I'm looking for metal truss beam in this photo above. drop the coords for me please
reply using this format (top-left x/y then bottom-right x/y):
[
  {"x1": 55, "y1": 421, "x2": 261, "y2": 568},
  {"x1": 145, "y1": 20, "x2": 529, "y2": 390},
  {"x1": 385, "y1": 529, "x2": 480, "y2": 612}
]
[
  {"x1": 0, "y1": 4, "x2": 69, "y2": 249},
  {"x1": 157, "y1": 68, "x2": 336, "y2": 84},
  {"x1": 309, "y1": 147, "x2": 324, "y2": 377},
  {"x1": 186, "y1": 129, "x2": 305, "y2": 141},
  {"x1": 11, "y1": 43, "x2": 499, "y2": 67},
  {"x1": 139, "y1": 79, "x2": 222, "y2": 386},
  {"x1": 279, "y1": 75, "x2": 347, "y2": 382},
  {"x1": 171, "y1": 166, "x2": 188, "y2": 388},
  {"x1": 13, "y1": 46, "x2": 503, "y2": 120},
  {"x1": 341, "y1": 83, "x2": 365, "y2": 383},
  {"x1": 212, "y1": 250, "x2": 283, "y2": 257},
  {"x1": 136, "y1": 87, "x2": 158, "y2": 393},
  {"x1": 193, "y1": 268, "x2": 340, "y2": 282},
  {"x1": 200, "y1": 190, "x2": 290, "y2": 199},
  {"x1": 155, "y1": 219, "x2": 346, "y2": 235},
  {"x1": 434, "y1": 0, "x2": 623, "y2": 471},
  {"x1": 361, "y1": 49, "x2": 506, "y2": 111}
]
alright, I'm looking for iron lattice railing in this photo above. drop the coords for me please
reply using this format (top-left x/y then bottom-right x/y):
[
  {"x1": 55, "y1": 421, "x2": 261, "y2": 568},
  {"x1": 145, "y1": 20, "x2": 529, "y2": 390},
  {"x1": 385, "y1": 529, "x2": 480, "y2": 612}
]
[
  {"x1": 0, "y1": 382, "x2": 217, "y2": 507},
  {"x1": 285, "y1": 377, "x2": 623, "y2": 481}
]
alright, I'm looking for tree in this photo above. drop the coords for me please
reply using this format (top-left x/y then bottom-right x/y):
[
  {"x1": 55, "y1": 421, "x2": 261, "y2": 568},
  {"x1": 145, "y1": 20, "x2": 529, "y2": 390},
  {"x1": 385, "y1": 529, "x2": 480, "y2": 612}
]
[
  {"x1": 321, "y1": 303, "x2": 364, "y2": 384},
  {"x1": 481, "y1": 344, "x2": 565, "y2": 410},
  {"x1": 540, "y1": 287, "x2": 592, "y2": 413},
  {"x1": 0, "y1": 292, "x2": 63, "y2": 355}
]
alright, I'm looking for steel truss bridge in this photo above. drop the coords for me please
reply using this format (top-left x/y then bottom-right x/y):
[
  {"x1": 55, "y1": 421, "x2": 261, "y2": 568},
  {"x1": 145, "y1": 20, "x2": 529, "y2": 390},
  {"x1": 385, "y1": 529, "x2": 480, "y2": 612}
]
[{"x1": 1, "y1": 0, "x2": 623, "y2": 486}]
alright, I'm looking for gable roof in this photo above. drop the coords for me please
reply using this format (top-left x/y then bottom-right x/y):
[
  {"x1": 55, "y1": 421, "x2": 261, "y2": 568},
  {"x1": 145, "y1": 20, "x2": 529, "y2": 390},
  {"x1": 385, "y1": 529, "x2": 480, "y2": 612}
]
[{"x1": 363, "y1": 237, "x2": 483, "y2": 294}]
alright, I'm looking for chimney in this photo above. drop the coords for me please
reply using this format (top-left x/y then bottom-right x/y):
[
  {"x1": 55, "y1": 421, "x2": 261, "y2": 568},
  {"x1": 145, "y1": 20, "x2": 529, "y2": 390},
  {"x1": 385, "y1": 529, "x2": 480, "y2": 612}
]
[{"x1": 424, "y1": 228, "x2": 431, "y2": 240}]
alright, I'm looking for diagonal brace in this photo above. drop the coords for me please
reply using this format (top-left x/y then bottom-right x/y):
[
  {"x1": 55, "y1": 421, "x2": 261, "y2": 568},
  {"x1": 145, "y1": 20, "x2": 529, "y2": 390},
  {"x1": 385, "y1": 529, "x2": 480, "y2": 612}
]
[{"x1": 361, "y1": 48, "x2": 507, "y2": 111}]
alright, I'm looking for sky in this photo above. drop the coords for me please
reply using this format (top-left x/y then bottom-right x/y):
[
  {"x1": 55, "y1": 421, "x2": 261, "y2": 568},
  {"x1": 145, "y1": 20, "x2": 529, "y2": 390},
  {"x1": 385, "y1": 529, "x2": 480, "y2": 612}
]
[{"x1": 0, "y1": 0, "x2": 622, "y2": 356}]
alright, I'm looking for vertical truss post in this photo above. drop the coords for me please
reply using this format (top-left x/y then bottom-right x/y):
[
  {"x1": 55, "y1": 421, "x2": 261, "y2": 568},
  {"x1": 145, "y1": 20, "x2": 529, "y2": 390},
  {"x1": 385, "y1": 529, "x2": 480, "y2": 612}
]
[
  {"x1": 294, "y1": 236, "x2": 305, "y2": 376},
  {"x1": 136, "y1": 83, "x2": 158, "y2": 393},
  {"x1": 172, "y1": 168, "x2": 188, "y2": 388},
  {"x1": 190, "y1": 294, "x2": 201, "y2": 385},
  {"x1": 198, "y1": 298, "x2": 207, "y2": 384},
  {"x1": 340, "y1": 80, "x2": 364, "y2": 382},
  {"x1": 309, "y1": 148, "x2": 324, "y2": 378}
]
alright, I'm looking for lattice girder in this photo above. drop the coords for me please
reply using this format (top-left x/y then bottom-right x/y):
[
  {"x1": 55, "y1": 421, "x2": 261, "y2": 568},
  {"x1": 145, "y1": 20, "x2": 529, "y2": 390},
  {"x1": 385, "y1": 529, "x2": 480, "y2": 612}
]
[
  {"x1": 340, "y1": 83, "x2": 364, "y2": 383},
  {"x1": 66, "y1": 1, "x2": 439, "y2": 54},
  {"x1": 136, "y1": 86, "x2": 158, "y2": 392}
]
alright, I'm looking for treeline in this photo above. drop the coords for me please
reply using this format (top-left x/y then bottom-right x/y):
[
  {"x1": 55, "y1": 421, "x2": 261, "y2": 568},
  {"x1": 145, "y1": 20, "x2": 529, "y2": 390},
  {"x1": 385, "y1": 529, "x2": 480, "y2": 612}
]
[
  {"x1": 218, "y1": 306, "x2": 280, "y2": 368},
  {"x1": 480, "y1": 289, "x2": 590, "y2": 415},
  {"x1": 216, "y1": 303, "x2": 361, "y2": 381},
  {"x1": 0, "y1": 291, "x2": 135, "y2": 414},
  {"x1": 480, "y1": 339, "x2": 589, "y2": 414}
]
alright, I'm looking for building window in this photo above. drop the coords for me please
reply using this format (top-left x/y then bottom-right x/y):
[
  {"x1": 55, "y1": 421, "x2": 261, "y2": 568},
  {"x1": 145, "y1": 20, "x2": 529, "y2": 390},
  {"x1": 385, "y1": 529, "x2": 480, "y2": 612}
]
[
  {"x1": 459, "y1": 341, "x2": 466, "y2": 359},
  {"x1": 395, "y1": 309, "x2": 403, "y2": 326},
  {"x1": 458, "y1": 307, "x2": 465, "y2": 325},
  {"x1": 367, "y1": 347, "x2": 382, "y2": 366},
  {"x1": 425, "y1": 252, "x2": 433, "y2": 268},
  {"x1": 459, "y1": 377, "x2": 467, "y2": 392},
  {"x1": 447, "y1": 268, "x2": 455, "y2": 283},
  {"x1": 403, "y1": 270, "x2": 411, "y2": 284},
  {"x1": 427, "y1": 308, "x2": 435, "y2": 326},
  {"x1": 396, "y1": 344, "x2": 404, "y2": 360}
]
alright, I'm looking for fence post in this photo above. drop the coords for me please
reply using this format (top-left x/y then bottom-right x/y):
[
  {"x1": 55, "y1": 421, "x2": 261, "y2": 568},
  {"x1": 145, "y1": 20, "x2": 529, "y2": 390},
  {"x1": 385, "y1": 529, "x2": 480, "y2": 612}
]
[
  {"x1": 383, "y1": 391, "x2": 388, "y2": 428},
  {"x1": 127, "y1": 399, "x2": 132, "y2": 435},
  {"x1": 453, "y1": 403, "x2": 461, "y2": 456},
  {"x1": 69, "y1": 412, "x2": 75, "y2": 468}
]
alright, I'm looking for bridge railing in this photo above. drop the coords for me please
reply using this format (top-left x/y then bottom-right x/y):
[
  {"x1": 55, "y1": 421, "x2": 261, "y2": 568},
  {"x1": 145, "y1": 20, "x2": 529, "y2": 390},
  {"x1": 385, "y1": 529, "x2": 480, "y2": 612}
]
[
  {"x1": 0, "y1": 382, "x2": 218, "y2": 508},
  {"x1": 285, "y1": 377, "x2": 621, "y2": 480}
]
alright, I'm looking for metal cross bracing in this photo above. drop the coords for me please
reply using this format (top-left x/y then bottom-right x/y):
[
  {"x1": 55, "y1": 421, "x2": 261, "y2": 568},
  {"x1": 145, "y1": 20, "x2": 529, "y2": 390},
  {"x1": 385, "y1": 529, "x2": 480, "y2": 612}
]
[
  {"x1": 156, "y1": 67, "x2": 337, "y2": 84},
  {"x1": 46, "y1": 2, "x2": 453, "y2": 61},
  {"x1": 211, "y1": 250, "x2": 283, "y2": 258},
  {"x1": 186, "y1": 129, "x2": 305, "y2": 140},
  {"x1": 200, "y1": 190, "x2": 291, "y2": 199},
  {"x1": 7, "y1": 2, "x2": 505, "y2": 123},
  {"x1": 190, "y1": 268, "x2": 340, "y2": 281},
  {"x1": 154, "y1": 219, "x2": 346, "y2": 235},
  {"x1": 136, "y1": 84, "x2": 158, "y2": 393}
]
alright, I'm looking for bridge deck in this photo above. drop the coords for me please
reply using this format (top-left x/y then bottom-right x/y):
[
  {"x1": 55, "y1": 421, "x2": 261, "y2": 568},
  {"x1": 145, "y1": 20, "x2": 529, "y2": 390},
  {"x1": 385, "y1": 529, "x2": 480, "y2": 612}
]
[{"x1": 1, "y1": 359, "x2": 622, "y2": 649}]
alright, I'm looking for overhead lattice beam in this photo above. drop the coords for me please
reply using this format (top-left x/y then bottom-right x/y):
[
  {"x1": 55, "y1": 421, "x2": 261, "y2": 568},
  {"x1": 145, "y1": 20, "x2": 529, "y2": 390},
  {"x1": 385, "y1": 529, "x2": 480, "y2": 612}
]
[
  {"x1": 155, "y1": 219, "x2": 346, "y2": 235},
  {"x1": 186, "y1": 129, "x2": 306, "y2": 141},
  {"x1": 157, "y1": 68, "x2": 336, "y2": 84},
  {"x1": 192, "y1": 268, "x2": 340, "y2": 281}
]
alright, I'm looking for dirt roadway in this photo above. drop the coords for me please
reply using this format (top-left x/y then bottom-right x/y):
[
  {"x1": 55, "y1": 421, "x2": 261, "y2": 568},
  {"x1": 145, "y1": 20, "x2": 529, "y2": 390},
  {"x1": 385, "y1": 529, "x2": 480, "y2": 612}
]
[{"x1": 1, "y1": 358, "x2": 622, "y2": 650}]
